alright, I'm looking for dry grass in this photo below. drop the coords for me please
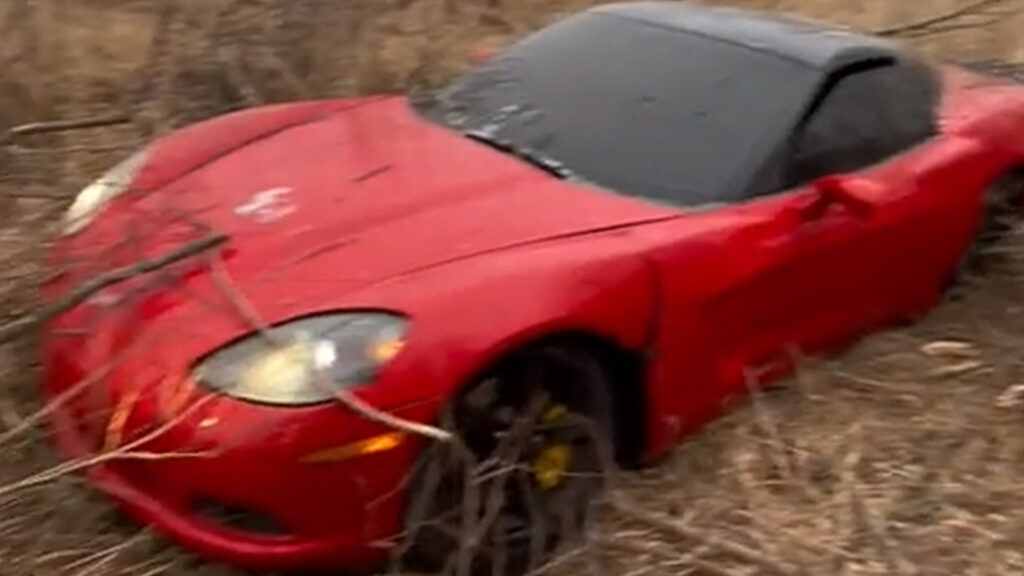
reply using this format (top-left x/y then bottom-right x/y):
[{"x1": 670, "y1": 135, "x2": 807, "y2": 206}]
[{"x1": 3, "y1": 1, "x2": 1024, "y2": 575}]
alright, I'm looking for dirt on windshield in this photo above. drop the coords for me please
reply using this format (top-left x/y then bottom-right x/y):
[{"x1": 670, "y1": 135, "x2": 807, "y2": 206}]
[{"x1": 2, "y1": 1, "x2": 1024, "y2": 575}]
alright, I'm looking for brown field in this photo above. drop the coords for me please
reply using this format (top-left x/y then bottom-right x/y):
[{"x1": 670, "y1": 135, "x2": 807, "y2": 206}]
[{"x1": 2, "y1": 1, "x2": 1024, "y2": 575}]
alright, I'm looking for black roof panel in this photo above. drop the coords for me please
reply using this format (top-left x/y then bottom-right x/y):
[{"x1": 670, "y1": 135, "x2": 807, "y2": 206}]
[
  {"x1": 591, "y1": 1, "x2": 901, "y2": 68},
  {"x1": 428, "y1": 8, "x2": 826, "y2": 206}
]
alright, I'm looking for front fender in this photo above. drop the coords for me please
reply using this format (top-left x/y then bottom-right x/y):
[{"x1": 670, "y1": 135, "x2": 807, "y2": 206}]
[{"x1": 352, "y1": 229, "x2": 659, "y2": 407}]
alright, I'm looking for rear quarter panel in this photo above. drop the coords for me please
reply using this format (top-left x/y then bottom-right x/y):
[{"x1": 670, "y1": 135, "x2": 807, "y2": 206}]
[
  {"x1": 939, "y1": 65, "x2": 1024, "y2": 160},
  {"x1": 859, "y1": 133, "x2": 1011, "y2": 303}
]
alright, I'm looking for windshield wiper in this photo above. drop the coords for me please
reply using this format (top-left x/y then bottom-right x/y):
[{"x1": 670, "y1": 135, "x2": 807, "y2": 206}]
[{"x1": 463, "y1": 129, "x2": 575, "y2": 180}]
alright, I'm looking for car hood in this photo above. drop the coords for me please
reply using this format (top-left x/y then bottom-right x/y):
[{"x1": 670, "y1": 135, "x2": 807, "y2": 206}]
[{"x1": 52, "y1": 96, "x2": 678, "y2": 307}]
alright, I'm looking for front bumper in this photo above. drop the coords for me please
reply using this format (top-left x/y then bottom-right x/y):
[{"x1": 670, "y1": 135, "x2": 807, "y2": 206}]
[{"x1": 43, "y1": 332, "x2": 438, "y2": 572}]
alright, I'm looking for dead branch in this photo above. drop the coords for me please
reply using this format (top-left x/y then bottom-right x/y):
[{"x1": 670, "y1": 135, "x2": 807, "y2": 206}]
[
  {"x1": 128, "y1": 0, "x2": 180, "y2": 137},
  {"x1": 0, "y1": 394, "x2": 217, "y2": 500},
  {"x1": 451, "y1": 390, "x2": 550, "y2": 576},
  {"x1": 0, "y1": 233, "x2": 227, "y2": 347},
  {"x1": 839, "y1": 426, "x2": 917, "y2": 576},
  {"x1": 334, "y1": 389, "x2": 454, "y2": 442},
  {"x1": 386, "y1": 394, "x2": 618, "y2": 576},
  {"x1": 894, "y1": 13, "x2": 1016, "y2": 39},
  {"x1": 610, "y1": 496, "x2": 800, "y2": 576},
  {"x1": 251, "y1": 46, "x2": 313, "y2": 100},
  {"x1": 61, "y1": 531, "x2": 147, "y2": 576},
  {"x1": 0, "y1": 447, "x2": 216, "y2": 499},
  {"x1": 0, "y1": 114, "x2": 132, "y2": 147},
  {"x1": 597, "y1": 536, "x2": 715, "y2": 568},
  {"x1": 0, "y1": 337, "x2": 149, "y2": 445},
  {"x1": 218, "y1": 46, "x2": 264, "y2": 108},
  {"x1": 6, "y1": 142, "x2": 134, "y2": 156},
  {"x1": 206, "y1": 253, "x2": 274, "y2": 336},
  {"x1": 207, "y1": 251, "x2": 453, "y2": 442},
  {"x1": 875, "y1": 0, "x2": 1011, "y2": 37},
  {"x1": 743, "y1": 370, "x2": 798, "y2": 487},
  {"x1": 382, "y1": 415, "x2": 465, "y2": 573}
]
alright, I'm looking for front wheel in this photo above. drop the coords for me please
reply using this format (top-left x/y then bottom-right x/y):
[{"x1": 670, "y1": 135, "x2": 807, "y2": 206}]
[{"x1": 400, "y1": 343, "x2": 614, "y2": 576}]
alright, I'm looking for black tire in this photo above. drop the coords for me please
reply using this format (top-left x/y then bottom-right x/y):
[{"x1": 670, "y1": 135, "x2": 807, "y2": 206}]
[
  {"x1": 398, "y1": 343, "x2": 614, "y2": 576},
  {"x1": 948, "y1": 169, "x2": 1024, "y2": 292}
]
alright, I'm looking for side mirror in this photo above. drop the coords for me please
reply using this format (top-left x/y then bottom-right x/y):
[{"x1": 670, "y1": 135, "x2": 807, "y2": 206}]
[{"x1": 804, "y1": 175, "x2": 883, "y2": 220}]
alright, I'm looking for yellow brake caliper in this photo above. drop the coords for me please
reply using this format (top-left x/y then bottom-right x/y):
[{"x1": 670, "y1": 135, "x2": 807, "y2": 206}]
[{"x1": 532, "y1": 404, "x2": 571, "y2": 491}]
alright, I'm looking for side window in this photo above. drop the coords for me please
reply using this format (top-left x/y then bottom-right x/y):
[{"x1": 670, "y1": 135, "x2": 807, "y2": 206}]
[{"x1": 787, "y1": 59, "x2": 939, "y2": 186}]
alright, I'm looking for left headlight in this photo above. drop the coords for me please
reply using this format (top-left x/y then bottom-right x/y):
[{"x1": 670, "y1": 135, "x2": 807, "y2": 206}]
[
  {"x1": 193, "y1": 312, "x2": 408, "y2": 406},
  {"x1": 62, "y1": 148, "x2": 150, "y2": 237}
]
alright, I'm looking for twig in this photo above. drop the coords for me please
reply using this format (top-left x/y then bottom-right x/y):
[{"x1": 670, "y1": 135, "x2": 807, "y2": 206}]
[
  {"x1": 453, "y1": 390, "x2": 550, "y2": 575},
  {"x1": 333, "y1": 390, "x2": 453, "y2": 442},
  {"x1": 851, "y1": 488, "x2": 917, "y2": 576},
  {"x1": 383, "y1": 411, "x2": 463, "y2": 573},
  {"x1": 0, "y1": 189, "x2": 70, "y2": 200},
  {"x1": 610, "y1": 497, "x2": 800, "y2": 576},
  {"x1": 133, "y1": 560, "x2": 178, "y2": 576},
  {"x1": 254, "y1": 46, "x2": 313, "y2": 99},
  {"x1": 0, "y1": 338, "x2": 146, "y2": 445},
  {"x1": 840, "y1": 428, "x2": 917, "y2": 576},
  {"x1": 0, "y1": 233, "x2": 227, "y2": 346},
  {"x1": 6, "y1": 142, "x2": 134, "y2": 156},
  {"x1": 743, "y1": 369, "x2": 798, "y2": 487},
  {"x1": 128, "y1": 0, "x2": 179, "y2": 137},
  {"x1": 207, "y1": 251, "x2": 452, "y2": 442},
  {"x1": 113, "y1": 554, "x2": 179, "y2": 576},
  {"x1": 0, "y1": 114, "x2": 132, "y2": 146},
  {"x1": 895, "y1": 14, "x2": 1013, "y2": 39},
  {"x1": 875, "y1": 0, "x2": 1009, "y2": 36},
  {"x1": 63, "y1": 532, "x2": 147, "y2": 576},
  {"x1": 0, "y1": 396, "x2": 216, "y2": 500},
  {"x1": 206, "y1": 252, "x2": 274, "y2": 337},
  {"x1": 219, "y1": 46, "x2": 263, "y2": 107}
]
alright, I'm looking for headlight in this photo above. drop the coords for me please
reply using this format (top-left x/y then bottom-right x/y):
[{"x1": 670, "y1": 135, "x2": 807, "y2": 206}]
[
  {"x1": 193, "y1": 312, "x2": 408, "y2": 406},
  {"x1": 62, "y1": 148, "x2": 150, "y2": 236}
]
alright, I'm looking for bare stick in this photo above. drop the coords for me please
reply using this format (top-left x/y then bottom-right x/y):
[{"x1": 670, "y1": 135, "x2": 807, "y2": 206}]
[
  {"x1": 840, "y1": 427, "x2": 917, "y2": 576},
  {"x1": 332, "y1": 390, "x2": 453, "y2": 442},
  {"x1": 206, "y1": 253, "x2": 274, "y2": 337},
  {"x1": 62, "y1": 531, "x2": 147, "y2": 576},
  {"x1": 743, "y1": 369, "x2": 797, "y2": 487},
  {"x1": 0, "y1": 114, "x2": 132, "y2": 146},
  {"x1": 0, "y1": 396, "x2": 216, "y2": 500},
  {"x1": 0, "y1": 337, "x2": 147, "y2": 445},
  {"x1": 875, "y1": 0, "x2": 1009, "y2": 36},
  {"x1": 207, "y1": 252, "x2": 452, "y2": 442},
  {"x1": 128, "y1": 0, "x2": 179, "y2": 137},
  {"x1": 0, "y1": 233, "x2": 227, "y2": 346},
  {"x1": 610, "y1": 497, "x2": 799, "y2": 576}
]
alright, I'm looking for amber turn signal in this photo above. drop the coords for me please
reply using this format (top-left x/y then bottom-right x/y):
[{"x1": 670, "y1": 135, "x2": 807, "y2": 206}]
[{"x1": 299, "y1": 431, "x2": 406, "y2": 464}]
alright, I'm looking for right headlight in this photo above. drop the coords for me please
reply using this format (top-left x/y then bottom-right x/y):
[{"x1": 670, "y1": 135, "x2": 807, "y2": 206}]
[
  {"x1": 62, "y1": 148, "x2": 150, "y2": 237},
  {"x1": 192, "y1": 312, "x2": 409, "y2": 406}
]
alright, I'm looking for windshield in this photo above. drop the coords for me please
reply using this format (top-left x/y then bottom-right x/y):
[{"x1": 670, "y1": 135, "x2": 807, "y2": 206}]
[{"x1": 422, "y1": 12, "x2": 819, "y2": 207}]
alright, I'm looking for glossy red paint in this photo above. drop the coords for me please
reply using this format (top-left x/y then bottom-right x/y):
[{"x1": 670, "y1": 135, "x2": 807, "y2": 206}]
[{"x1": 41, "y1": 64, "x2": 1024, "y2": 571}]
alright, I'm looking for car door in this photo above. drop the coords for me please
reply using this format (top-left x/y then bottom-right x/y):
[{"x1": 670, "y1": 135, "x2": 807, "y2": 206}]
[
  {"x1": 637, "y1": 186, "x2": 882, "y2": 445},
  {"x1": 741, "y1": 60, "x2": 943, "y2": 350},
  {"x1": 644, "y1": 59, "x2": 946, "y2": 442},
  {"x1": 709, "y1": 59, "x2": 947, "y2": 385},
  {"x1": 697, "y1": 185, "x2": 889, "y2": 397}
]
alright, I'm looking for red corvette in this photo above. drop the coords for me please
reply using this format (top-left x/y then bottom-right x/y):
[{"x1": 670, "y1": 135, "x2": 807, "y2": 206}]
[{"x1": 41, "y1": 1, "x2": 1024, "y2": 574}]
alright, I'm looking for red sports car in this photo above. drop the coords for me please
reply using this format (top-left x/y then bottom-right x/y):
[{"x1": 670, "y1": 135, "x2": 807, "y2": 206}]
[{"x1": 41, "y1": 1, "x2": 1024, "y2": 574}]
